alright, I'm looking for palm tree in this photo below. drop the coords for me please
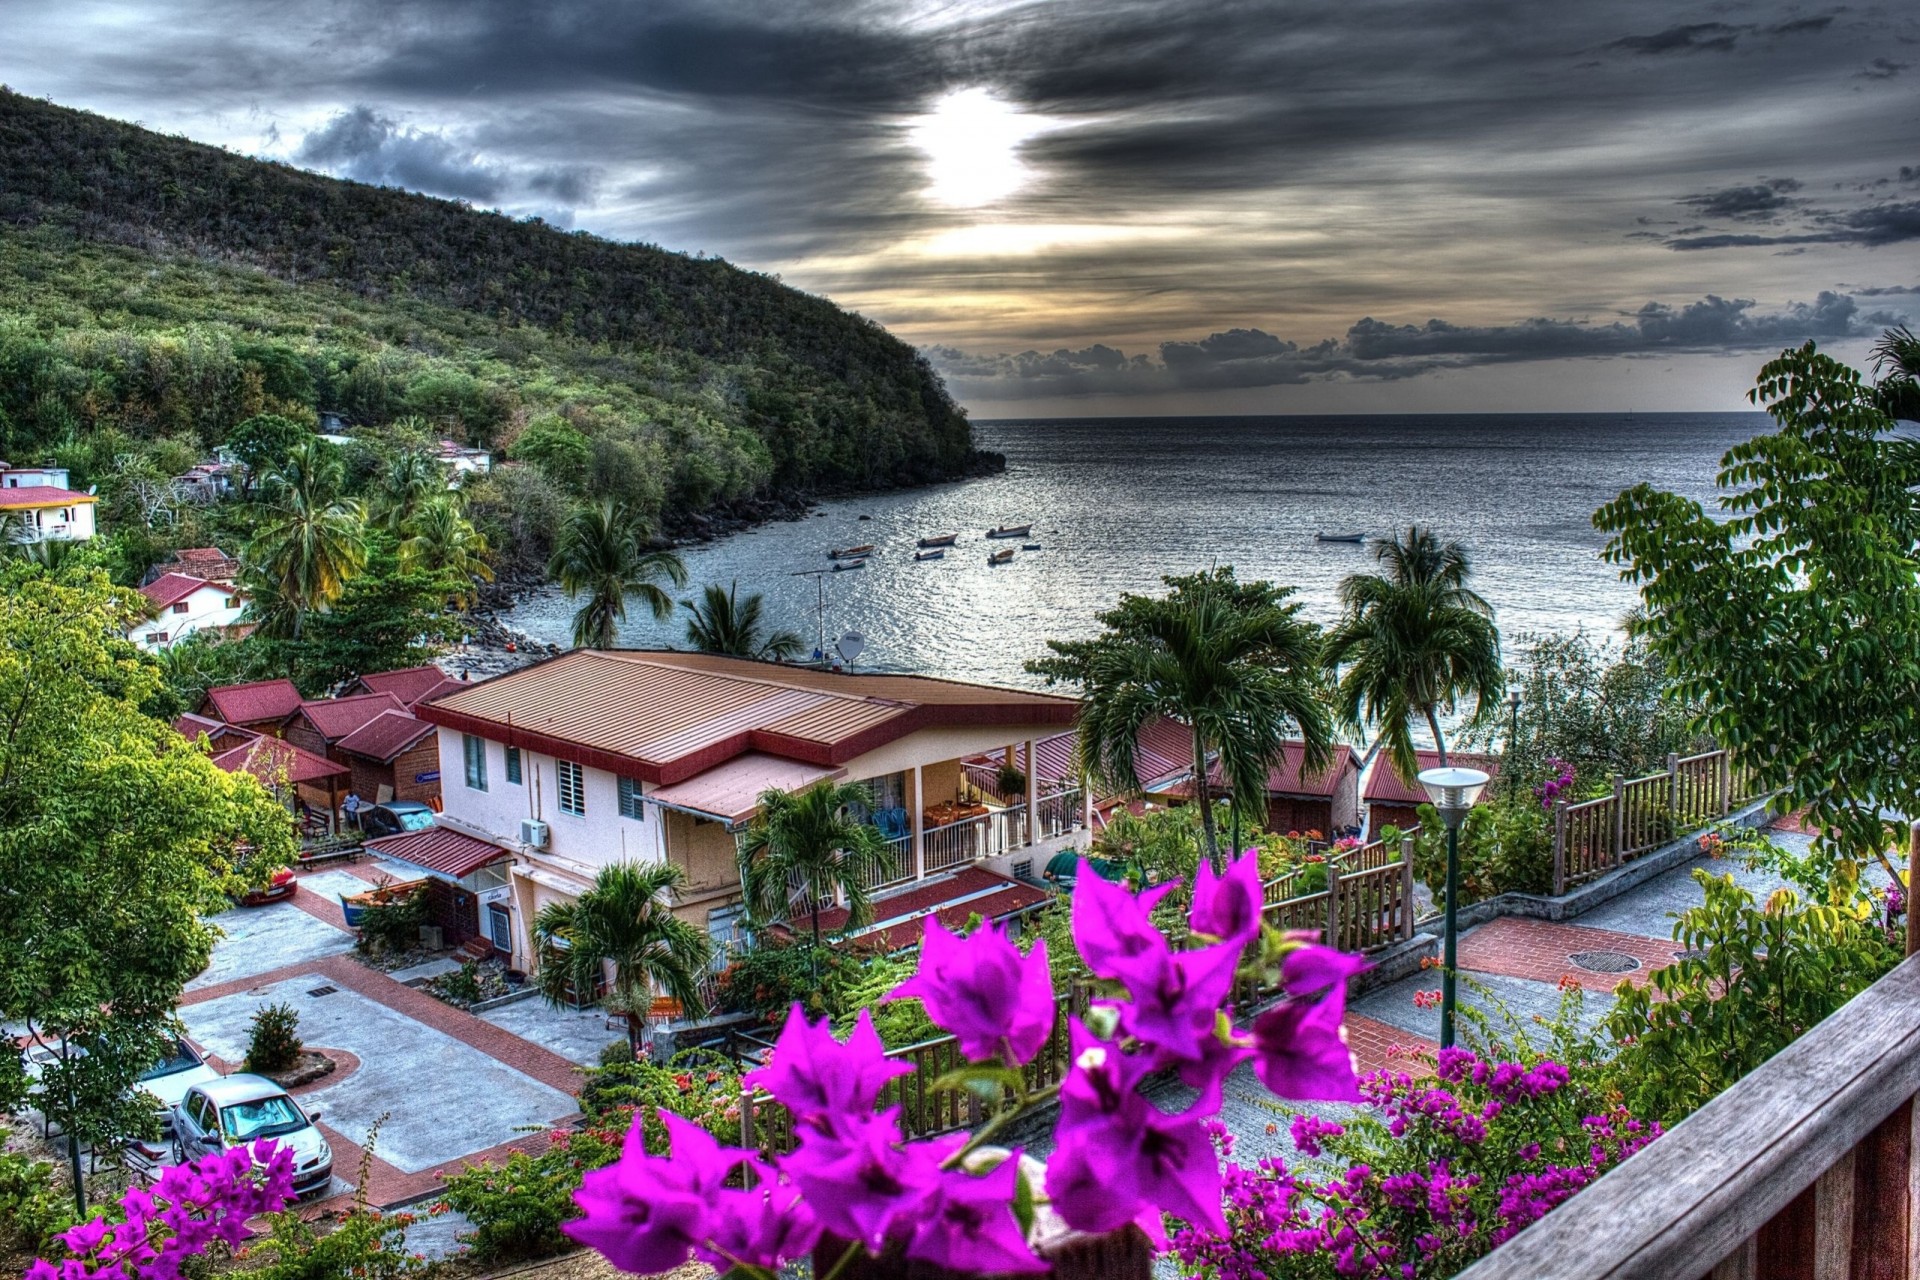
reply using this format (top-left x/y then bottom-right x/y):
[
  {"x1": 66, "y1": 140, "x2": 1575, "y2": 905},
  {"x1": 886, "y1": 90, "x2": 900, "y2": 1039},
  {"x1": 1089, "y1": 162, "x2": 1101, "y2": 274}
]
[
  {"x1": 1324, "y1": 525, "x2": 1504, "y2": 780},
  {"x1": 1870, "y1": 326, "x2": 1920, "y2": 424},
  {"x1": 244, "y1": 440, "x2": 368, "y2": 639},
  {"x1": 374, "y1": 451, "x2": 444, "y2": 533},
  {"x1": 399, "y1": 496, "x2": 494, "y2": 608},
  {"x1": 547, "y1": 501, "x2": 686, "y2": 649},
  {"x1": 739, "y1": 781, "x2": 893, "y2": 956},
  {"x1": 1028, "y1": 568, "x2": 1334, "y2": 874},
  {"x1": 532, "y1": 861, "x2": 712, "y2": 1043},
  {"x1": 681, "y1": 580, "x2": 804, "y2": 661}
]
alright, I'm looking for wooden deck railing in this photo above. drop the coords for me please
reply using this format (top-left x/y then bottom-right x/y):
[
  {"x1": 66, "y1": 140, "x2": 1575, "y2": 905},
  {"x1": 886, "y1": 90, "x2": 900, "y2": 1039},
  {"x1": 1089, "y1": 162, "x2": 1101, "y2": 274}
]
[
  {"x1": 1552, "y1": 749, "x2": 1764, "y2": 894},
  {"x1": 1456, "y1": 909, "x2": 1920, "y2": 1280}
]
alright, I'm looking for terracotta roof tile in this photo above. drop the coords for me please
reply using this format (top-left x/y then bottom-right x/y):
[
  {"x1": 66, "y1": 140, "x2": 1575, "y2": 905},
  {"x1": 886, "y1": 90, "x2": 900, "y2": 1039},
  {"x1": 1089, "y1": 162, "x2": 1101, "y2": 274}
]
[
  {"x1": 1266, "y1": 744, "x2": 1357, "y2": 798},
  {"x1": 334, "y1": 710, "x2": 435, "y2": 762},
  {"x1": 203, "y1": 679, "x2": 303, "y2": 726}
]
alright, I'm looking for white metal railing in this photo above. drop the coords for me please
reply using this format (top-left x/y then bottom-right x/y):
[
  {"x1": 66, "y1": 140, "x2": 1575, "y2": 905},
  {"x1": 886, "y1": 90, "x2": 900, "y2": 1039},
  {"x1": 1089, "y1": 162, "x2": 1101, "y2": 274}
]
[
  {"x1": 922, "y1": 816, "x2": 986, "y2": 873},
  {"x1": 986, "y1": 803, "x2": 1029, "y2": 858},
  {"x1": 1034, "y1": 786, "x2": 1086, "y2": 840},
  {"x1": 862, "y1": 834, "x2": 915, "y2": 892}
]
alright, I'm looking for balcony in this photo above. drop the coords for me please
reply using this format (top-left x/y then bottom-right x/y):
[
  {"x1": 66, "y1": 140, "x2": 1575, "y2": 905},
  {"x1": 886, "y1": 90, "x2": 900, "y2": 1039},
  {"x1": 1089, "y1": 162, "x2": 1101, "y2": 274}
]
[{"x1": 856, "y1": 783, "x2": 1090, "y2": 894}]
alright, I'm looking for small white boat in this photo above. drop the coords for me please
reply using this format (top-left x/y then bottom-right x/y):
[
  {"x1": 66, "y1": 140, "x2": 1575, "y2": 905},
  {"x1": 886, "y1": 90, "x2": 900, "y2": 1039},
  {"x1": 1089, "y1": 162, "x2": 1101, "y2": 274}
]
[
  {"x1": 917, "y1": 533, "x2": 958, "y2": 548},
  {"x1": 987, "y1": 548, "x2": 1015, "y2": 565},
  {"x1": 986, "y1": 524, "x2": 1032, "y2": 539},
  {"x1": 833, "y1": 557, "x2": 868, "y2": 572},
  {"x1": 829, "y1": 543, "x2": 876, "y2": 559},
  {"x1": 1316, "y1": 532, "x2": 1365, "y2": 544},
  {"x1": 914, "y1": 549, "x2": 945, "y2": 561}
]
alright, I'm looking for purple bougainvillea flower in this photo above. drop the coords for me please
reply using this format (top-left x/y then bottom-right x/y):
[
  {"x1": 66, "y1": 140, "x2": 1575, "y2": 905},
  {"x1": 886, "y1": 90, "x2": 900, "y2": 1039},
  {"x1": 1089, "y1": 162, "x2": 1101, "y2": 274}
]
[
  {"x1": 1072, "y1": 861, "x2": 1179, "y2": 981},
  {"x1": 905, "y1": 1156, "x2": 1049, "y2": 1274},
  {"x1": 1251, "y1": 991, "x2": 1362, "y2": 1102},
  {"x1": 1190, "y1": 850, "x2": 1264, "y2": 948},
  {"x1": 1048, "y1": 1020, "x2": 1228, "y2": 1238},
  {"x1": 743, "y1": 1003, "x2": 912, "y2": 1129},
  {"x1": 1114, "y1": 940, "x2": 1244, "y2": 1064},
  {"x1": 1281, "y1": 943, "x2": 1369, "y2": 1001},
  {"x1": 784, "y1": 1108, "x2": 955, "y2": 1252},
  {"x1": 565, "y1": 1111, "x2": 747, "y2": 1274},
  {"x1": 699, "y1": 1163, "x2": 822, "y2": 1273},
  {"x1": 888, "y1": 916, "x2": 1057, "y2": 1065},
  {"x1": 1169, "y1": 1016, "x2": 1254, "y2": 1115}
]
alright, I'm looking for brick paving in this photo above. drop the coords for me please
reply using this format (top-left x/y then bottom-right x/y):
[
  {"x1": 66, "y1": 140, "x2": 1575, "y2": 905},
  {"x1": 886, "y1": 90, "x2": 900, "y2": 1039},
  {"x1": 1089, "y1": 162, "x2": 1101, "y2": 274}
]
[
  {"x1": 1454, "y1": 915, "x2": 1678, "y2": 991},
  {"x1": 1346, "y1": 1012, "x2": 1435, "y2": 1078}
]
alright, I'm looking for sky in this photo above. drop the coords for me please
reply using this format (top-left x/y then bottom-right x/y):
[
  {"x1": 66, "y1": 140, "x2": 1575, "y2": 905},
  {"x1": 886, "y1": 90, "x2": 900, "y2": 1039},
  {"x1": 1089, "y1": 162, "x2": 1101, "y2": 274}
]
[{"x1": 3, "y1": 0, "x2": 1917, "y2": 415}]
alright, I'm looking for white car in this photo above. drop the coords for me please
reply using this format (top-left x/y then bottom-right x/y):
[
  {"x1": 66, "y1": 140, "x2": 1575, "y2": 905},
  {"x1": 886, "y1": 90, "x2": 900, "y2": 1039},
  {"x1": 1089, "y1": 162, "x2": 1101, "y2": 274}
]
[
  {"x1": 138, "y1": 1039, "x2": 222, "y2": 1125},
  {"x1": 173, "y1": 1075, "x2": 333, "y2": 1199}
]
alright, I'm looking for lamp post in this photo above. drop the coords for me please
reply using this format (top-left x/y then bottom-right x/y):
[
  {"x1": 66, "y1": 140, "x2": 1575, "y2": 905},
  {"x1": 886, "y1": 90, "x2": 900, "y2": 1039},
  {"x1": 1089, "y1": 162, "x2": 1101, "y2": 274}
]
[
  {"x1": 1417, "y1": 765, "x2": 1491, "y2": 1049},
  {"x1": 1507, "y1": 690, "x2": 1521, "y2": 753}
]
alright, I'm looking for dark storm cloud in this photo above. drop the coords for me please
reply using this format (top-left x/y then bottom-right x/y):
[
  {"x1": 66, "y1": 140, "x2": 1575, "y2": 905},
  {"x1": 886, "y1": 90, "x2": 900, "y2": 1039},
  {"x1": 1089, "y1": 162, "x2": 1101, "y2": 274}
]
[
  {"x1": 1668, "y1": 201, "x2": 1920, "y2": 249},
  {"x1": 931, "y1": 292, "x2": 1908, "y2": 399},
  {"x1": 1606, "y1": 23, "x2": 1744, "y2": 55},
  {"x1": 297, "y1": 105, "x2": 505, "y2": 201},
  {"x1": 1679, "y1": 180, "x2": 1802, "y2": 221}
]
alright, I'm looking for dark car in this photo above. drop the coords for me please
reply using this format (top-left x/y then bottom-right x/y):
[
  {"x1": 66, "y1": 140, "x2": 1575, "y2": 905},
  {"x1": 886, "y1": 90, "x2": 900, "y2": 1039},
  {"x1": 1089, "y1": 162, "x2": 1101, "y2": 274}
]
[{"x1": 360, "y1": 800, "x2": 436, "y2": 839}]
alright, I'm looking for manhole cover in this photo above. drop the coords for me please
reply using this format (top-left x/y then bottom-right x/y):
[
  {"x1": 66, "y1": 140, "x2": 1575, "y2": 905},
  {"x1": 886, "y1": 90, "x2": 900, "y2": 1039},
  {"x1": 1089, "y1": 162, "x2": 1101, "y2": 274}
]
[
  {"x1": 306, "y1": 985, "x2": 339, "y2": 997},
  {"x1": 1569, "y1": 950, "x2": 1642, "y2": 974}
]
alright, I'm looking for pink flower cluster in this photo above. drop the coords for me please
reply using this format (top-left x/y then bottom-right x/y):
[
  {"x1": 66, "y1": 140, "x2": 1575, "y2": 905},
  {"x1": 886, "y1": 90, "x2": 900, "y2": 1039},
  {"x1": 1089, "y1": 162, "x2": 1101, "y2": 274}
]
[
  {"x1": 1535, "y1": 758, "x2": 1576, "y2": 811},
  {"x1": 563, "y1": 852, "x2": 1366, "y2": 1275},
  {"x1": 29, "y1": 1143, "x2": 294, "y2": 1280}
]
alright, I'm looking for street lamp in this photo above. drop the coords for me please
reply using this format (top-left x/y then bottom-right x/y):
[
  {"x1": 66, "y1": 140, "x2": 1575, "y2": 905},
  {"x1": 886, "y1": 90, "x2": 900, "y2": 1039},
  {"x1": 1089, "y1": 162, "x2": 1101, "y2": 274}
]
[{"x1": 1418, "y1": 765, "x2": 1491, "y2": 1049}]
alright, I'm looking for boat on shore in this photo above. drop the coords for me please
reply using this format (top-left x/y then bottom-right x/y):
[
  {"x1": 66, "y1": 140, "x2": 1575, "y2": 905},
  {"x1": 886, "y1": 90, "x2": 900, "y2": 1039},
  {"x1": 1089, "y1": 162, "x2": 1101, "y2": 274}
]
[
  {"x1": 987, "y1": 548, "x2": 1016, "y2": 565},
  {"x1": 1316, "y1": 532, "x2": 1365, "y2": 544},
  {"x1": 914, "y1": 549, "x2": 945, "y2": 561},
  {"x1": 917, "y1": 533, "x2": 958, "y2": 548},
  {"x1": 833, "y1": 557, "x2": 868, "y2": 571},
  {"x1": 985, "y1": 524, "x2": 1031, "y2": 539},
  {"x1": 829, "y1": 543, "x2": 876, "y2": 559}
]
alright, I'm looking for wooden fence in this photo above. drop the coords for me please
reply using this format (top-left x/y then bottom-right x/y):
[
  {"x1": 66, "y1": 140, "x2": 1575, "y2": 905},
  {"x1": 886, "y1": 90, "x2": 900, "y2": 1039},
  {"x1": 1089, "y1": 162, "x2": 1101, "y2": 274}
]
[
  {"x1": 1553, "y1": 749, "x2": 1763, "y2": 895},
  {"x1": 1457, "y1": 831, "x2": 1920, "y2": 1280}
]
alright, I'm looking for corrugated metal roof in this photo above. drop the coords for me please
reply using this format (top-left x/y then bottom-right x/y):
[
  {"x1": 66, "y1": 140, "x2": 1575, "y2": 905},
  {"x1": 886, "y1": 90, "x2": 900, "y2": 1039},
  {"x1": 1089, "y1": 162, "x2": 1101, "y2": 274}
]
[
  {"x1": 334, "y1": 709, "x2": 434, "y2": 763},
  {"x1": 353, "y1": 666, "x2": 454, "y2": 706},
  {"x1": 204, "y1": 679, "x2": 303, "y2": 726},
  {"x1": 1267, "y1": 744, "x2": 1357, "y2": 798},
  {"x1": 646, "y1": 753, "x2": 845, "y2": 824},
  {"x1": 1364, "y1": 750, "x2": 1502, "y2": 806},
  {"x1": 365, "y1": 826, "x2": 510, "y2": 879},
  {"x1": 298, "y1": 692, "x2": 407, "y2": 742}
]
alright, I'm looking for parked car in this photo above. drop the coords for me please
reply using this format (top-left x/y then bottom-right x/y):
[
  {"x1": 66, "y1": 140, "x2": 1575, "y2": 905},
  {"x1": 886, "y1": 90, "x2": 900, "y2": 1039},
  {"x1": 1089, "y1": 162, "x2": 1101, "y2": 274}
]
[
  {"x1": 360, "y1": 800, "x2": 436, "y2": 839},
  {"x1": 138, "y1": 1038, "x2": 222, "y2": 1126},
  {"x1": 173, "y1": 1075, "x2": 332, "y2": 1198},
  {"x1": 239, "y1": 866, "x2": 297, "y2": 906}
]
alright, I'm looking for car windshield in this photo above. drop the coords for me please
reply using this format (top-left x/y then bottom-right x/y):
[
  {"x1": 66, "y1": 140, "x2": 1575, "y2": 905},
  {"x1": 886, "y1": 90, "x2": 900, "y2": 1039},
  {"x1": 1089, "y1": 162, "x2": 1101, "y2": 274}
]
[
  {"x1": 218, "y1": 1095, "x2": 307, "y2": 1140},
  {"x1": 138, "y1": 1041, "x2": 202, "y2": 1081},
  {"x1": 397, "y1": 808, "x2": 434, "y2": 832}
]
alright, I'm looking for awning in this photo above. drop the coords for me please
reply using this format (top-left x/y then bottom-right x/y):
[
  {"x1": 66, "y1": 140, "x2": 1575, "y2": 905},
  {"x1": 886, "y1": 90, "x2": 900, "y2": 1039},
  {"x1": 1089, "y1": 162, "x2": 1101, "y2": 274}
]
[
  {"x1": 643, "y1": 753, "x2": 845, "y2": 825},
  {"x1": 364, "y1": 826, "x2": 510, "y2": 880}
]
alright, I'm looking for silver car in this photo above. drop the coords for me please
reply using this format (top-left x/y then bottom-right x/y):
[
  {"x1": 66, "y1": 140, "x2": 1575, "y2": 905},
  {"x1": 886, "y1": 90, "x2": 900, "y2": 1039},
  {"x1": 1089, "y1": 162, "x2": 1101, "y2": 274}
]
[{"x1": 173, "y1": 1074, "x2": 333, "y2": 1198}]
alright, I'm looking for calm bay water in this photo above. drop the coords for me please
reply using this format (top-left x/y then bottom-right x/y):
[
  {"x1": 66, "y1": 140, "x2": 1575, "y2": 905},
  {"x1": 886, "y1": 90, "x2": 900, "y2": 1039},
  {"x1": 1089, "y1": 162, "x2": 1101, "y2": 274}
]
[{"x1": 500, "y1": 414, "x2": 1768, "y2": 689}]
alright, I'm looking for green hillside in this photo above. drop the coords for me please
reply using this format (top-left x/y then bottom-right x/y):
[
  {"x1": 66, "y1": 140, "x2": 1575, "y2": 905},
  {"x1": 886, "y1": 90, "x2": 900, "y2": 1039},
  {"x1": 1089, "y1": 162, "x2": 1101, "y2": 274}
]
[{"x1": 0, "y1": 89, "x2": 987, "y2": 574}]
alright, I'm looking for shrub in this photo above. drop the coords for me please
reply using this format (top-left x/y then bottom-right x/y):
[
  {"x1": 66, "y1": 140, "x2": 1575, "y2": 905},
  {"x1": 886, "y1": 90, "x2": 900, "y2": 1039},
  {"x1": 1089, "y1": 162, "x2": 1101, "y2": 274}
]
[
  {"x1": 355, "y1": 889, "x2": 427, "y2": 957},
  {"x1": 439, "y1": 962, "x2": 483, "y2": 1005},
  {"x1": 0, "y1": 1140, "x2": 70, "y2": 1263},
  {"x1": 1407, "y1": 796, "x2": 1552, "y2": 905},
  {"x1": 712, "y1": 937, "x2": 865, "y2": 1020},
  {"x1": 576, "y1": 1049, "x2": 743, "y2": 1148},
  {"x1": 994, "y1": 763, "x2": 1028, "y2": 798},
  {"x1": 244, "y1": 1002, "x2": 302, "y2": 1075},
  {"x1": 596, "y1": 1039, "x2": 635, "y2": 1067},
  {"x1": 435, "y1": 1121, "x2": 623, "y2": 1263},
  {"x1": 245, "y1": 1205, "x2": 432, "y2": 1280}
]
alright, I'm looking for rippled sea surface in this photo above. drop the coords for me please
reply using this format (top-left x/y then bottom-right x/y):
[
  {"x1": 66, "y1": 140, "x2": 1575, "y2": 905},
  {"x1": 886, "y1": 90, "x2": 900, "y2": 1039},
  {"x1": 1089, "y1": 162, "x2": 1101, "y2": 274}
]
[{"x1": 500, "y1": 413, "x2": 1767, "y2": 689}]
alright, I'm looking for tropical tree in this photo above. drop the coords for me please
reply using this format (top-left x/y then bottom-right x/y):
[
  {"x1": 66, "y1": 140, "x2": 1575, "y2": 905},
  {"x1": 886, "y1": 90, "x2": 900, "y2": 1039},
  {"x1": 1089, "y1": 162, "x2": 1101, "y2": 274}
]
[
  {"x1": 374, "y1": 451, "x2": 444, "y2": 533},
  {"x1": 226, "y1": 413, "x2": 311, "y2": 498},
  {"x1": 681, "y1": 580, "x2": 804, "y2": 661},
  {"x1": 531, "y1": 862, "x2": 712, "y2": 1043},
  {"x1": 399, "y1": 496, "x2": 494, "y2": 607},
  {"x1": 739, "y1": 781, "x2": 893, "y2": 956},
  {"x1": 1871, "y1": 325, "x2": 1920, "y2": 424},
  {"x1": 1028, "y1": 567, "x2": 1334, "y2": 874},
  {"x1": 547, "y1": 501, "x2": 686, "y2": 649},
  {"x1": 1323, "y1": 526, "x2": 1504, "y2": 779},
  {"x1": 244, "y1": 440, "x2": 368, "y2": 639}
]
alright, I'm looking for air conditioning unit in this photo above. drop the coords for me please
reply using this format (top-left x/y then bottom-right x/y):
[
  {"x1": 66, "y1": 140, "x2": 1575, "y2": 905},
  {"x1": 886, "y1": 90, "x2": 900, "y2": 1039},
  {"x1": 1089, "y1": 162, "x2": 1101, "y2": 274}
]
[{"x1": 520, "y1": 818, "x2": 550, "y2": 850}]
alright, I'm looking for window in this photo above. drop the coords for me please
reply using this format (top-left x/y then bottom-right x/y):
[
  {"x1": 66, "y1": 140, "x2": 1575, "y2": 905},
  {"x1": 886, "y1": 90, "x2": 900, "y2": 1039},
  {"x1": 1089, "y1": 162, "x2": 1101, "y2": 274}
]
[
  {"x1": 557, "y1": 759, "x2": 585, "y2": 816},
  {"x1": 505, "y1": 746, "x2": 522, "y2": 785},
  {"x1": 224, "y1": 596, "x2": 241, "y2": 609},
  {"x1": 172, "y1": 601, "x2": 190, "y2": 614},
  {"x1": 149, "y1": 632, "x2": 168, "y2": 644},
  {"x1": 617, "y1": 776, "x2": 645, "y2": 820},
  {"x1": 463, "y1": 734, "x2": 488, "y2": 791}
]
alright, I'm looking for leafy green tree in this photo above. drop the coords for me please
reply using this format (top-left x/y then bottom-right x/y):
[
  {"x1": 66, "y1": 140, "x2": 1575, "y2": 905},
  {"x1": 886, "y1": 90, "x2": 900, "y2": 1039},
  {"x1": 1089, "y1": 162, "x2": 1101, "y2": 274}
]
[
  {"x1": 509, "y1": 415, "x2": 593, "y2": 492},
  {"x1": 244, "y1": 439, "x2": 369, "y2": 640},
  {"x1": 0, "y1": 568, "x2": 295, "y2": 1210},
  {"x1": 226, "y1": 413, "x2": 312, "y2": 497},
  {"x1": 547, "y1": 501, "x2": 686, "y2": 649},
  {"x1": 281, "y1": 540, "x2": 449, "y2": 693},
  {"x1": 680, "y1": 580, "x2": 802, "y2": 661},
  {"x1": 373, "y1": 451, "x2": 444, "y2": 534},
  {"x1": 739, "y1": 781, "x2": 893, "y2": 954},
  {"x1": 1871, "y1": 325, "x2": 1920, "y2": 423},
  {"x1": 399, "y1": 496, "x2": 494, "y2": 608},
  {"x1": 1028, "y1": 567, "x2": 1333, "y2": 874},
  {"x1": 1324, "y1": 525, "x2": 1504, "y2": 778},
  {"x1": 1595, "y1": 343, "x2": 1920, "y2": 891},
  {"x1": 532, "y1": 862, "x2": 712, "y2": 1043}
]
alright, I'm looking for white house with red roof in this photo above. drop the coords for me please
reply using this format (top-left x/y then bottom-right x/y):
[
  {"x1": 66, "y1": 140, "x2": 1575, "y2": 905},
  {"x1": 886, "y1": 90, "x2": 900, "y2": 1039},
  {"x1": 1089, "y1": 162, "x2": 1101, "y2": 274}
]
[
  {"x1": 130, "y1": 574, "x2": 249, "y2": 651},
  {"x1": 402, "y1": 649, "x2": 1085, "y2": 977},
  {"x1": 0, "y1": 461, "x2": 96, "y2": 542}
]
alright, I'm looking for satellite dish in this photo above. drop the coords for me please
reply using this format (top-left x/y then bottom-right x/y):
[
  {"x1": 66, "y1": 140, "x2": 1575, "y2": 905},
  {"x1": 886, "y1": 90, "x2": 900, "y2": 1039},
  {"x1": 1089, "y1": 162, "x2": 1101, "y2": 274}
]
[{"x1": 836, "y1": 632, "x2": 867, "y2": 665}]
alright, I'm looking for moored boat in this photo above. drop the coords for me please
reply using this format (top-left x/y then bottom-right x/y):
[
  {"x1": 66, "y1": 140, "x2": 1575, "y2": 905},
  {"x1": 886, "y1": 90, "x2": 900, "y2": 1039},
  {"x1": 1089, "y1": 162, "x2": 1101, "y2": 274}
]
[
  {"x1": 1316, "y1": 532, "x2": 1365, "y2": 544},
  {"x1": 1021, "y1": 542, "x2": 1042, "y2": 551},
  {"x1": 987, "y1": 548, "x2": 1016, "y2": 565},
  {"x1": 832, "y1": 557, "x2": 868, "y2": 571},
  {"x1": 829, "y1": 543, "x2": 876, "y2": 559},
  {"x1": 985, "y1": 524, "x2": 1031, "y2": 539},
  {"x1": 917, "y1": 533, "x2": 958, "y2": 548},
  {"x1": 914, "y1": 549, "x2": 945, "y2": 561}
]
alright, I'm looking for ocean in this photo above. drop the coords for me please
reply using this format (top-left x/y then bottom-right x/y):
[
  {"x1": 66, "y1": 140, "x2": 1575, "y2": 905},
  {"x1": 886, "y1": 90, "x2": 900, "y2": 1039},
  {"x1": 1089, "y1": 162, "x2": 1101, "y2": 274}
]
[{"x1": 497, "y1": 413, "x2": 1770, "y2": 689}]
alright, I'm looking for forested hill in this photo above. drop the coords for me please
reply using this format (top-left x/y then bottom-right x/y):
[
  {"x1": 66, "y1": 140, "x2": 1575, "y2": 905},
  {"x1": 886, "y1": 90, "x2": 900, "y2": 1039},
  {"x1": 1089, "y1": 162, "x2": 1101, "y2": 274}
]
[{"x1": 0, "y1": 89, "x2": 986, "y2": 557}]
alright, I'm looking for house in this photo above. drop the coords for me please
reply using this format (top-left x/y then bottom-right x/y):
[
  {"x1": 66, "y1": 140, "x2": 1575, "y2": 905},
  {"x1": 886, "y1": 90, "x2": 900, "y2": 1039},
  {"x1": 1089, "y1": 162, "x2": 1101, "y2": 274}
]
[
  {"x1": 0, "y1": 485, "x2": 97, "y2": 542},
  {"x1": 154, "y1": 547, "x2": 243, "y2": 585},
  {"x1": 206, "y1": 732, "x2": 352, "y2": 825},
  {"x1": 436, "y1": 440, "x2": 492, "y2": 484},
  {"x1": 131, "y1": 574, "x2": 249, "y2": 651},
  {"x1": 0, "y1": 462, "x2": 73, "y2": 489},
  {"x1": 1363, "y1": 749, "x2": 1502, "y2": 835},
  {"x1": 201, "y1": 679, "x2": 304, "y2": 735},
  {"x1": 348, "y1": 664, "x2": 468, "y2": 708},
  {"x1": 174, "y1": 463, "x2": 236, "y2": 503},
  {"x1": 1261, "y1": 745, "x2": 1362, "y2": 838},
  {"x1": 333, "y1": 709, "x2": 442, "y2": 807},
  {"x1": 400, "y1": 649, "x2": 1087, "y2": 975}
]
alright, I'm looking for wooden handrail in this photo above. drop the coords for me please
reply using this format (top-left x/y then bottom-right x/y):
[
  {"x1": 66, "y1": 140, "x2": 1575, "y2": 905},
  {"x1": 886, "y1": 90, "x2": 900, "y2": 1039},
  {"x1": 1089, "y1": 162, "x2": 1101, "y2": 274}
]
[{"x1": 1455, "y1": 951, "x2": 1920, "y2": 1280}]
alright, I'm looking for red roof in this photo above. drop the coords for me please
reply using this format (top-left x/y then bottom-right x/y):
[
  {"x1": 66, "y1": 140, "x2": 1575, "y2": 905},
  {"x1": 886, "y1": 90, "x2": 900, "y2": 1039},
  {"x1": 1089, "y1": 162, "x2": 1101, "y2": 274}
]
[
  {"x1": 204, "y1": 679, "x2": 303, "y2": 726},
  {"x1": 365, "y1": 826, "x2": 510, "y2": 879},
  {"x1": 211, "y1": 736, "x2": 349, "y2": 786},
  {"x1": 141, "y1": 573, "x2": 217, "y2": 611},
  {"x1": 173, "y1": 712, "x2": 235, "y2": 741},
  {"x1": 0, "y1": 485, "x2": 96, "y2": 510},
  {"x1": 801, "y1": 866, "x2": 1051, "y2": 950},
  {"x1": 409, "y1": 676, "x2": 469, "y2": 706},
  {"x1": 334, "y1": 709, "x2": 435, "y2": 763},
  {"x1": 969, "y1": 719, "x2": 1194, "y2": 799},
  {"x1": 1266, "y1": 744, "x2": 1357, "y2": 798},
  {"x1": 354, "y1": 665, "x2": 456, "y2": 706},
  {"x1": 296, "y1": 692, "x2": 408, "y2": 742},
  {"x1": 1364, "y1": 750, "x2": 1502, "y2": 806}
]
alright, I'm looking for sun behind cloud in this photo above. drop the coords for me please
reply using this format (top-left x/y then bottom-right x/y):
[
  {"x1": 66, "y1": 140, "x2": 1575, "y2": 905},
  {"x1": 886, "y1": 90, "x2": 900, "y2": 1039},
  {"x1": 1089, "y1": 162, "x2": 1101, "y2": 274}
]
[{"x1": 907, "y1": 87, "x2": 1054, "y2": 208}]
